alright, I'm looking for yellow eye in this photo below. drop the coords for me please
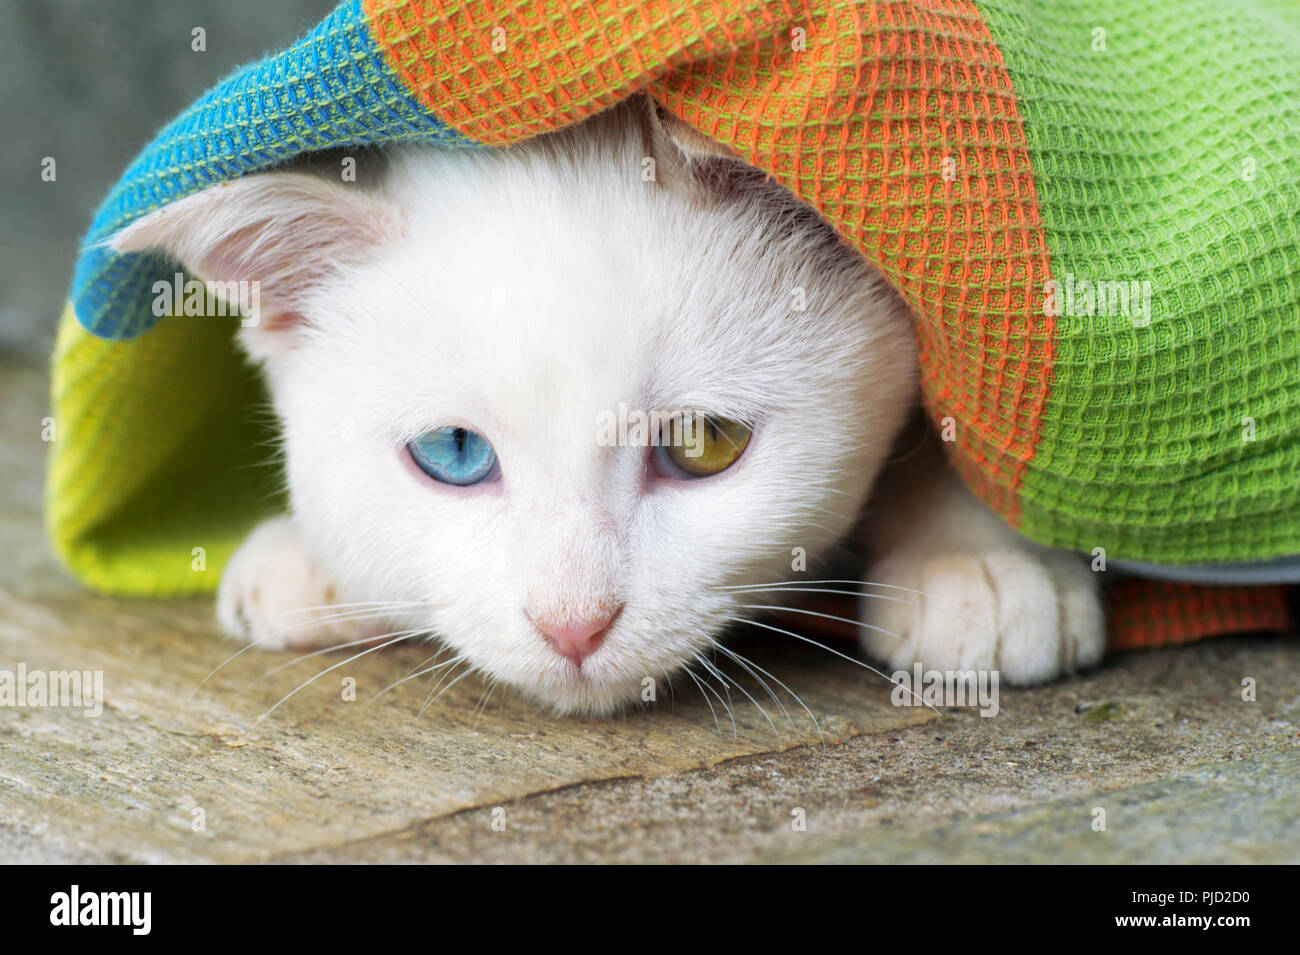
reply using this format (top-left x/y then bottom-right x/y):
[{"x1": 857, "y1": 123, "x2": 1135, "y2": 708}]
[{"x1": 659, "y1": 414, "x2": 752, "y2": 478}]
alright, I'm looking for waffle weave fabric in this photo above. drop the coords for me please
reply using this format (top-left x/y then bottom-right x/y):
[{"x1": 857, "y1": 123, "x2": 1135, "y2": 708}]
[{"x1": 50, "y1": 0, "x2": 1300, "y2": 646}]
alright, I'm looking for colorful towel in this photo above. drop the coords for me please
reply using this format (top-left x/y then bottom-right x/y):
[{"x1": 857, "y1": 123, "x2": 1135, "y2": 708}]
[{"x1": 50, "y1": 0, "x2": 1300, "y2": 648}]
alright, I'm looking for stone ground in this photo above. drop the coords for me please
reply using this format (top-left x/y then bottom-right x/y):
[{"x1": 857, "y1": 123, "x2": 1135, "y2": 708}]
[
  {"x1": 2, "y1": 352, "x2": 1298, "y2": 864},
  {"x1": 278, "y1": 644, "x2": 1300, "y2": 864}
]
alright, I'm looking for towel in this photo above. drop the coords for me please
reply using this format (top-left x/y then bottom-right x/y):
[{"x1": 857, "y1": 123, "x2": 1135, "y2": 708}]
[{"x1": 49, "y1": 0, "x2": 1300, "y2": 648}]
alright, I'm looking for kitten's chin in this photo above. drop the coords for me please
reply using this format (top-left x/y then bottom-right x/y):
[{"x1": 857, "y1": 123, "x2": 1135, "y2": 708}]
[{"x1": 516, "y1": 667, "x2": 663, "y2": 718}]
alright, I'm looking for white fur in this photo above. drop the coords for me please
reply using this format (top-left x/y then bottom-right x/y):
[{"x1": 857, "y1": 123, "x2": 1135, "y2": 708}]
[
  {"x1": 859, "y1": 437, "x2": 1106, "y2": 683},
  {"x1": 216, "y1": 516, "x2": 368, "y2": 650},
  {"x1": 113, "y1": 97, "x2": 1103, "y2": 715}
]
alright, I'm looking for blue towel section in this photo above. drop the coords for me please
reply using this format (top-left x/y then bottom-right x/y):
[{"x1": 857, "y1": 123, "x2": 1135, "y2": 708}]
[{"x1": 70, "y1": 0, "x2": 481, "y2": 341}]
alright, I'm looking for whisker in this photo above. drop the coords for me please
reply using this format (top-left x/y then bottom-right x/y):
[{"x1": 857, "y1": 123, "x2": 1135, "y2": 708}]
[
  {"x1": 472, "y1": 677, "x2": 503, "y2": 727},
  {"x1": 256, "y1": 630, "x2": 420, "y2": 721},
  {"x1": 191, "y1": 602, "x2": 427, "y2": 697},
  {"x1": 663, "y1": 671, "x2": 678, "y2": 713},
  {"x1": 695, "y1": 650, "x2": 778, "y2": 739},
  {"x1": 369, "y1": 652, "x2": 463, "y2": 703},
  {"x1": 471, "y1": 675, "x2": 492, "y2": 724},
  {"x1": 418, "y1": 662, "x2": 476, "y2": 719},
  {"x1": 693, "y1": 664, "x2": 737, "y2": 738},
  {"x1": 681, "y1": 666, "x2": 721, "y2": 735},
  {"x1": 259, "y1": 599, "x2": 431, "y2": 623},
  {"x1": 415, "y1": 654, "x2": 465, "y2": 716},
  {"x1": 262, "y1": 627, "x2": 430, "y2": 677},
  {"x1": 737, "y1": 603, "x2": 906, "y2": 642},
  {"x1": 725, "y1": 616, "x2": 939, "y2": 714},
  {"x1": 715, "y1": 579, "x2": 927, "y2": 599},
  {"x1": 718, "y1": 584, "x2": 911, "y2": 605},
  {"x1": 720, "y1": 579, "x2": 1000, "y2": 641},
  {"x1": 713, "y1": 644, "x2": 810, "y2": 737}
]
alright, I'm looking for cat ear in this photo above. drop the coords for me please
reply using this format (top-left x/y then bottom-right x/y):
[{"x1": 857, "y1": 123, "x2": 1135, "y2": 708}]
[
  {"x1": 643, "y1": 96, "x2": 750, "y2": 194},
  {"x1": 646, "y1": 97, "x2": 739, "y2": 163},
  {"x1": 110, "y1": 172, "x2": 398, "y2": 359}
]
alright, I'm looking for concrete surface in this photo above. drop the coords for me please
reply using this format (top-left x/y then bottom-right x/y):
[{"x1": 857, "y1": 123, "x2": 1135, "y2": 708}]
[{"x1": 274, "y1": 637, "x2": 1300, "y2": 864}]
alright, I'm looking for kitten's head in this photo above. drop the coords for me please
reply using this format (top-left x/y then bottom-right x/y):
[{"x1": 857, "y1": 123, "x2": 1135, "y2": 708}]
[{"x1": 113, "y1": 95, "x2": 917, "y2": 714}]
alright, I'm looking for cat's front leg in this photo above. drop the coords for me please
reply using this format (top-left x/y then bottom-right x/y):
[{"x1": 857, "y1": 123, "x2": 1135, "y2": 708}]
[
  {"x1": 858, "y1": 429, "x2": 1105, "y2": 684},
  {"x1": 216, "y1": 516, "x2": 373, "y2": 651}
]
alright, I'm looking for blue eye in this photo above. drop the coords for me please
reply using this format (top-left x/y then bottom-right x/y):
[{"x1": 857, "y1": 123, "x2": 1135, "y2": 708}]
[{"x1": 407, "y1": 427, "x2": 498, "y2": 486}]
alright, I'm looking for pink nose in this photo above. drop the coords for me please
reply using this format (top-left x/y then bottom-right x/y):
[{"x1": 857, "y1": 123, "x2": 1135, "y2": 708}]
[{"x1": 530, "y1": 608, "x2": 621, "y2": 666}]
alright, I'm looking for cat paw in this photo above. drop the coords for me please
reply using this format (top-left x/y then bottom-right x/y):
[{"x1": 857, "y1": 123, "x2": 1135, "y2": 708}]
[
  {"x1": 859, "y1": 547, "x2": 1105, "y2": 684},
  {"x1": 216, "y1": 517, "x2": 366, "y2": 651}
]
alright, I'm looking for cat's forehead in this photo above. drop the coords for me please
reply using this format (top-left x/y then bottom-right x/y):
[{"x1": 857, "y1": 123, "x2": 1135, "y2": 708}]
[
  {"x1": 323, "y1": 136, "x2": 870, "y2": 441},
  {"x1": 366, "y1": 156, "x2": 784, "y2": 384},
  {"x1": 359, "y1": 240, "x2": 700, "y2": 435}
]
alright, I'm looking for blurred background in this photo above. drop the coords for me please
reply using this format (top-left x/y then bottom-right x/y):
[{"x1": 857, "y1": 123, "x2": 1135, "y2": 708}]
[{"x1": 0, "y1": 0, "x2": 335, "y2": 362}]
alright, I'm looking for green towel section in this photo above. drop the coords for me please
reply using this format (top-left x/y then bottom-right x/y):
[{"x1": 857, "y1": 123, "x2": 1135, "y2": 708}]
[
  {"x1": 979, "y1": 0, "x2": 1300, "y2": 565},
  {"x1": 48, "y1": 305, "x2": 284, "y2": 595}
]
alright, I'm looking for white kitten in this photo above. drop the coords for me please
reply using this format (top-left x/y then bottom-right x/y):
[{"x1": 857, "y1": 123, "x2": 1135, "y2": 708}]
[{"x1": 112, "y1": 95, "x2": 1103, "y2": 715}]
